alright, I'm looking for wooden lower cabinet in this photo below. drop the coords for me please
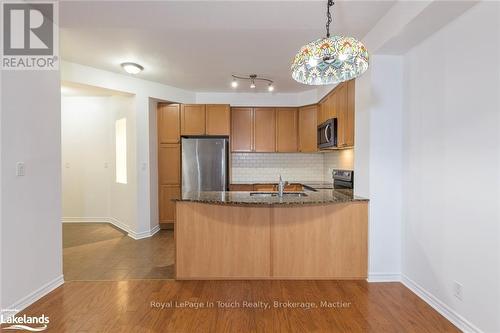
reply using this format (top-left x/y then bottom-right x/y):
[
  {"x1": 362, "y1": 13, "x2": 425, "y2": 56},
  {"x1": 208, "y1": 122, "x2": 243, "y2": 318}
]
[
  {"x1": 272, "y1": 203, "x2": 368, "y2": 278},
  {"x1": 159, "y1": 185, "x2": 180, "y2": 223},
  {"x1": 229, "y1": 184, "x2": 254, "y2": 191},
  {"x1": 254, "y1": 184, "x2": 276, "y2": 192},
  {"x1": 175, "y1": 201, "x2": 368, "y2": 279},
  {"x1": 229, "y1": 184, "x2": 303, "y2": 192},
  {"x1": 176, "y1": 203, "x2": 272, "y2": 279},
  {"x1": 285, "y1": 184, "x2": 303, "y2": 192}
]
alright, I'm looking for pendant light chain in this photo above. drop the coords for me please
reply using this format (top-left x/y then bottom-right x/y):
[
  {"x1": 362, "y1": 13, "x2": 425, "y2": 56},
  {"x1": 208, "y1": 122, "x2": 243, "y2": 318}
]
[{"x1": 326, "y1": 0, "x2": 334, "y2": 38}]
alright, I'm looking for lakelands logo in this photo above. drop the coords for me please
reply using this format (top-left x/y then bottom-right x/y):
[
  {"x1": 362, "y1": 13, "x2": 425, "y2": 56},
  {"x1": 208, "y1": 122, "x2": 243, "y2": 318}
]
[
  {"x1": 1, "y1": 311, "x2": 49, "y2": 331},
  {"x1": 1, "y1": 1, "x2": 59, "y2": 70}
]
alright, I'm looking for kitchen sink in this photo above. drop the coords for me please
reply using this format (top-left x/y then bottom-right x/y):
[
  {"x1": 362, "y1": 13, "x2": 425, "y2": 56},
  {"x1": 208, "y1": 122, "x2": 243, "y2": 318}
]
[{"x1": 249, "y1": 192, "x2": 308, "y2": 197}]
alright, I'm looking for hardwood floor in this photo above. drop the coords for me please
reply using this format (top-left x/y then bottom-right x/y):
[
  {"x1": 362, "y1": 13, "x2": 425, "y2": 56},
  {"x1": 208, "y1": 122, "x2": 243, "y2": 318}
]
[
  {"x1": 63, "y1": 223, "x2": 174, "y2": 280},
  {"x1": 7, "y1": 280, "x2": 459, "y2": 332},
  {"x1": 54, "y1": 224, "x2": 459, "y2": 332}
]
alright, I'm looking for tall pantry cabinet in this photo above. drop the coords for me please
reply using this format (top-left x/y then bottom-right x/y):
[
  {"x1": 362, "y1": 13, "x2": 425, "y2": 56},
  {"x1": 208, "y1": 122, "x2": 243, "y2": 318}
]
[{"x1": 157, "y1": 103, "x2": 181, "y2": 226}]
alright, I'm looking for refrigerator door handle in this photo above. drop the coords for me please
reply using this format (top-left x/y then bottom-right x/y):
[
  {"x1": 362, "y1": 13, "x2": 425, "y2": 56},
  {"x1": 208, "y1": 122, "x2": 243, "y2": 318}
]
[{"x1": 223, "y1": 139, "x2": 229, "y2": 191}]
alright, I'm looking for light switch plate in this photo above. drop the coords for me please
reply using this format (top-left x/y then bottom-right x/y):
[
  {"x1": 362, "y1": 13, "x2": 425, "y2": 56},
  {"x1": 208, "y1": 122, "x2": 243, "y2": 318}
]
[
  {"x1": 16, "y1": 162, "x2": 25, "y2": 176},
  {"x1": 453, "y1": 281, "x2": 463, "y2": 301}
]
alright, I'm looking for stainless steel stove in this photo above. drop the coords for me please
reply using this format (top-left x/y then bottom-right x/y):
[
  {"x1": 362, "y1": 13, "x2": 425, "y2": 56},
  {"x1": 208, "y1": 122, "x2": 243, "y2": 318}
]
[{"x1": 332, "y1": 169, "x2": 354, "y2": 189}]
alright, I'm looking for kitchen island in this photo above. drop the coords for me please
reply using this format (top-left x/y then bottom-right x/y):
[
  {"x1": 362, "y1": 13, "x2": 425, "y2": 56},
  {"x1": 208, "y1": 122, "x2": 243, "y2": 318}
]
[{"x1": 174, "y1": 189, "x2": 368, "y2": 280}]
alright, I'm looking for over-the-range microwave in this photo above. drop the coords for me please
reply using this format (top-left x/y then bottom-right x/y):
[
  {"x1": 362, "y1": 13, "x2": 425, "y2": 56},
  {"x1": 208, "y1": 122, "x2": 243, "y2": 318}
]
[{"x1": 317, "y1": 118, "x2": 338, "y2": 149}]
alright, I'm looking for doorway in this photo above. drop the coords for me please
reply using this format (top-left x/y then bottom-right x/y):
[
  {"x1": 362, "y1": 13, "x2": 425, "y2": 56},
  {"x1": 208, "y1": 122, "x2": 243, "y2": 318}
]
[{"x1": 61, "y1": 82, "x2": 175, "y2": 280}]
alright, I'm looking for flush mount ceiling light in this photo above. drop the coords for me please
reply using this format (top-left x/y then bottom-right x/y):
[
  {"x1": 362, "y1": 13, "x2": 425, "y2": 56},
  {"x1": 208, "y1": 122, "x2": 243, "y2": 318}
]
[
  {"x1": 231, "y1": 74, "x2": 274, "y2": 92},
  {"x1": 121, "y1": 62, "x2": 144, "y2": 75},
  {"x1": 291, "y1": 0, "x2": 369, "y2": 85}
]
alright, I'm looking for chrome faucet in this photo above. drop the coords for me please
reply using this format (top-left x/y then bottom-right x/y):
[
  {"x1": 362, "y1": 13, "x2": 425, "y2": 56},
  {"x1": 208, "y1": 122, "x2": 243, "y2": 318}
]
[{"x1": 277, "y1": 175, "x2": 288, "y2": 197}]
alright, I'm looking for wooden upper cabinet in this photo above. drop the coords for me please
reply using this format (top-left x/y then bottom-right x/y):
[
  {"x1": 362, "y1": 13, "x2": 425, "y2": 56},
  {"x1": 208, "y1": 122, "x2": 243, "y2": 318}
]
[
  {"x1": 336, "y1": 83, "x2": 348, "y2": 147},
  {"x1": 159, "y1": 144, "x2": 180, "y2": 185},
  {"x1": 157, "y1": 103, "x2": 180, "y2": 144},
  {"x1": 298, "y1": 105, "x2": 318, "y2": 152},
  {"x1": 327, "y1": 91, "x2": 338, "y2": 120},
  {"x1": 254, "y1": 108, "x2": 276, "y2": 152},
  {"x1": 345, "y1": 79, "x2": 355, "y2": 147},
  {"x1": 276, "y1": 108, "x2": 298, "y2": 152},
  {"x1": 318, "y1": 100, "x2": 327, "y2": 125},
  {"x1": 206, "y1": 104, "x2": 230, "y2": 135},
  {"x1": 316, "y1": 79, "x2": 356, "y2": 150},
  {"x1": 231, "y1": 108, "x2": 253, "y2": 152},
  {"x1": 181, "y1": 104, "x2": 206, "y2": 135}
]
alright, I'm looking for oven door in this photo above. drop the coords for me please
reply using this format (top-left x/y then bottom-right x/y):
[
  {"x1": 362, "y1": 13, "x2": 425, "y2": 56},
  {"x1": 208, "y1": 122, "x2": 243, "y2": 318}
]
[{"x1": 318, "y1": 118, "x2": 337, "y2": 149}]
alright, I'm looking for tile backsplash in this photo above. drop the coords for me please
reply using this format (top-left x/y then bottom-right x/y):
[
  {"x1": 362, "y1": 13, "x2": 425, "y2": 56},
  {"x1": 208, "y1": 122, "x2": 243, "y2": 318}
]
[
  {"x1": 231, "y1": 149, "x2": 354, "y2": 183},
  {"x1": 323, "y1": 148, "x2": 354, "y2": 180}
]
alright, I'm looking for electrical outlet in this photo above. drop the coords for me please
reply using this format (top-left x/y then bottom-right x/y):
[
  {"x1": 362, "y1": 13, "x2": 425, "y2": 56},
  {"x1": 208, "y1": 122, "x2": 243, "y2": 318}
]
[
  {"x1": 16, "y1": 162, "x2": 25, "y2": 176},
  {"x1": 453, "y1": 281, "x2": 463, "y2": 301}
]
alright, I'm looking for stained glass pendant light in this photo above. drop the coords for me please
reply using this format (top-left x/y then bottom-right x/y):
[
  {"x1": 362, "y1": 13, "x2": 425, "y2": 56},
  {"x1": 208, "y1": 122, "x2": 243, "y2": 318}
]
[{"x1": 291, "y1": 0, "x2": 369, "y2": 85}]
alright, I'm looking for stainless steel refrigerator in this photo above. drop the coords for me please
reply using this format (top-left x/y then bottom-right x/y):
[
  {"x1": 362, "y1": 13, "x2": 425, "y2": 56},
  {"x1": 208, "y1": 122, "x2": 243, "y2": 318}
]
[{"x1": 181, "y1": 137, "x2": 229, "y2": 193}]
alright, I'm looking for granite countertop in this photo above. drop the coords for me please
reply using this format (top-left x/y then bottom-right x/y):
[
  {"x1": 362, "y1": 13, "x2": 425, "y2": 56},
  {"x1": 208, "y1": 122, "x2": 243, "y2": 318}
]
[{"x1": 175, "y1": 189, "x2": 368, "y2": 206}]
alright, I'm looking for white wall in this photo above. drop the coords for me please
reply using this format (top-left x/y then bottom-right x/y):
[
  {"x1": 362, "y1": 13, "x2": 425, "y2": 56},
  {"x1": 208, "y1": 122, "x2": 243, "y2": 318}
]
[
  {"x1": 402, "y1": 2, "x2": 500, "y2": 332},
  {"x1": 369, "y1": 56, "x2": 403, "y2": 279},
  {"x1": 61, "y1": 95, "x2": 142, "y2": 236},
  {"x1": 61, "y1": 62, "x2": 194, "y2": 236},
  {"x1": 196, "y1": 89, "x2": 319, "y2": 107},
  {"x1": 109, "y1": 96, "x2": 138, "y2": 234},
  {"x1": 354, "y1": 55, "x2": 403, "y2": 281},
  {"x1": 148, "y1": 99, "x2": 159, "y2": 231},
  {"x1": 62, "y1": 97, "x2": 111, "y2": 218},
  {"x1": 1, "y1": 70, "x2": 63, "y2": 312}
]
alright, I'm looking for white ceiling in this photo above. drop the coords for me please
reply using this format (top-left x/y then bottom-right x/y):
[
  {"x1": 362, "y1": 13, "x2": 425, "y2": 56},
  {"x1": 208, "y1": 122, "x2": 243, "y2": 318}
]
[{"x1": 60, "y1": 1, "x2": 396, "y2": 93}]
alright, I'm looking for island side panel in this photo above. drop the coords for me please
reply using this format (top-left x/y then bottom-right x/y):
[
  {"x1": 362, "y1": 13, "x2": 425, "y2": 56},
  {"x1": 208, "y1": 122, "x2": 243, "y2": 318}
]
[
  {"x1": 175, "y1": 202, "x2": 272, "y2": 279},
  {"x1": 271, "y1": 202, "x2": 368, "y2": 279}
]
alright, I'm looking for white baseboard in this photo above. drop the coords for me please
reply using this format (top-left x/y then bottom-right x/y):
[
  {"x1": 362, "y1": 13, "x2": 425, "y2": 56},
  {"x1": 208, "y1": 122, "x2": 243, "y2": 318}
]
[
  {"x1": 1, "y1": 275, "x2": 64, "y2": 321},
  {"x1": 107, "y1": 217, "x2": 132, "y2": 235},
  {"x1": 367, "y1": 272, "x2": 401, "y2": 282},
  {"x1": 401, "y1": 274, "x2": 482, "y2": 333},
  {"x1": 128, "y1": 224, "x2": 160, "y2": 240},
  {"x1": 62, "y1": 217, "x2": 160, "y2": 240}
]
